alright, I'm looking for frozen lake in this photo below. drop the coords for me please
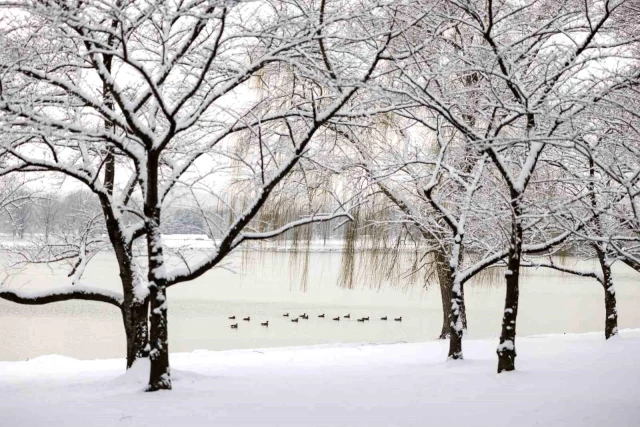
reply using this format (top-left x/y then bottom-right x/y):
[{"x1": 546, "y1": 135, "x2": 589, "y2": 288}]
[{"x1": 1, "y1": 250, "x2": 639, "y2": 361}]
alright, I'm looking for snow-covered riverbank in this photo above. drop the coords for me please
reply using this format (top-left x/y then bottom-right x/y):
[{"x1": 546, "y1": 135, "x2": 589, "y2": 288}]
[{"x1": 1, "y1": 330, "x2": 639, "y2": 426}]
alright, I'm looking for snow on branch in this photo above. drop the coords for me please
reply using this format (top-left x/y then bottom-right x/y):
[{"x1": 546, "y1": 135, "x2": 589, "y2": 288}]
[
  {"x1": 521, "y1": 258, "x2": 603, "y2": 284},
  {"x1": 235, "y1": 211, "x2": 352, "y2": 244},
  {"x1": 0, "y1": 285, "x2": 123, "y2": 309}
]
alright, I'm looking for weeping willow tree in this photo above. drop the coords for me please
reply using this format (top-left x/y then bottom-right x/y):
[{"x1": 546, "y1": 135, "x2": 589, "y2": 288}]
[
  {"x1": 162, "y1": 140, "x2": 350, "y2": 289},
  {"x1": 329, "y1": 111, "x2": 472, "y2": 339},
  {"x1": 337, "y1": 190, "x2": 441, "y2": 307}
]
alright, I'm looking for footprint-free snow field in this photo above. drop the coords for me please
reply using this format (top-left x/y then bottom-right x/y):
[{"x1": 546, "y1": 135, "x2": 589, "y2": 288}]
[{"x1": 1, "y1": 330, "x2": 639, "y2": 427}]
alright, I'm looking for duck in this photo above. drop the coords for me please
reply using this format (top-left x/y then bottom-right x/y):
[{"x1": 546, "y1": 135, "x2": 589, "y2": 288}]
[
  {"x1": 363, "y1": 317, "x2": 370, "y2": 321},
  {"x1": 394, "y1": 317, "x2": 402, "y2": 322},
  {"x1": 229, "y1": 316, "x2": 236, "y2": 320},
  {"x1": 261, "y1": 321, "x2": 269, "y2": 327},
  {"x1": 243, "y1": 316, "x2": 250, "y2": 321},
  {"x1": 344, "y1": 314, "x2": 351, "y2": 319},
  {"x1": 333, "y1": 317, "x2": 340, "y2": 321},
  {"x1": 357, "y1": 318, "x2": 365, "y2": 322},
  {"x1": 283, "y1": 313, "x2": 289, "y2": 317},
  {"x1": 301, "y1": 314, "x2": 309, "y2": 320},
  {"x1": 318, "y1": 314, "x2": 325, "y2": 318},
  {"x1": 381, "y1": 316, "x2": 387, "y2": 320},
  {"x1": 291, "y1": 318, "x2": 299, "y2": 323},
  {"x1": 230, "y1": 323, "x2": 238, "y2": 329}
]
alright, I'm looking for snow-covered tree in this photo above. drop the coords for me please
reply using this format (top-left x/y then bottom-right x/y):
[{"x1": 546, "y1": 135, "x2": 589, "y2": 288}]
[
  {"x1": 0, "y1": 0, "x2": 406, "y2": 391},
  {"x1": 377, "y1": 0, "x2": 640, "y2": 371}
]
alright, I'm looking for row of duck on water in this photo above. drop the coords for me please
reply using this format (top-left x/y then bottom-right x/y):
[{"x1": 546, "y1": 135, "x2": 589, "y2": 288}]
[{"x1": 228, "y1": 313, "x2": 403, "y2": 329}]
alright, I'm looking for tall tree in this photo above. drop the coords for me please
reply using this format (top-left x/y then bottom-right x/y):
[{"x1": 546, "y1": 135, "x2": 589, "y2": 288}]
[
  {"x1": 0, "y1": 0, "x2": 403, "y2": 391},
  {"x1": 380, "y1": 0, "x2": 639, "y2": 371}
]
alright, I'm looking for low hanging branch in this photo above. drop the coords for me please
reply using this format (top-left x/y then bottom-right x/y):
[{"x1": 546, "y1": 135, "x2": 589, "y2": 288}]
[{"x1": 0, "y1": 285, "x2": 123, "y2": 309}]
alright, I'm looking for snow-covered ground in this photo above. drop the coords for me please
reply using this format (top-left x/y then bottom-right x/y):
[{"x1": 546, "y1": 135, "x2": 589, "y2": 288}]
[{"x1": 1, "y1": 330, "x2": 639, "y2": 427}]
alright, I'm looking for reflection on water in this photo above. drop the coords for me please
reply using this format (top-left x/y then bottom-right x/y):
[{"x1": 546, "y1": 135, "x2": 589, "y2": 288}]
[{"x1": 1, "y1": 251, "x2": 639, "y2": 361}]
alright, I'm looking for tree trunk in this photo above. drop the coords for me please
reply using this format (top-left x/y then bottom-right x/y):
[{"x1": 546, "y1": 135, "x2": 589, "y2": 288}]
[
  {"x1": 602, "y1": 273, "x2": 618, "y2": 340},
  {"x1": 588, "y1": 155, "x2": 618, "y2": 340},
  {"x1": 596, "y1": 249, "x2": 618, "y2": 340},
  {"x1": 448, "y1": 274, "x2": 464, "y2": 359},
  {"x1": 145, "y1": 152, "x2": 171, "y2": 392},
  {"x1": 147, "y1": 282, "x2": 170, "y2": 391},
  {"x1": 110, "y1": 240, "x2": 149, "y2": 369},
  {"x1": 460, "y1": 278, "x2": 468, "y2": 330},
  {"x1": 497, "y1": 194, "x2": 523, "y2": 373},
  {"x1": 437, "y1": 246, "x2": 468, "y2": 341},
  {"x1": 435, "y1": 250, "x2": 451, "y2": 339},
  {"x1": 123, "y1": 299, "x2": 149, "y2": 368},
  {"x1": 99, "y1": 46, "x2": 151, "y2": 370}
]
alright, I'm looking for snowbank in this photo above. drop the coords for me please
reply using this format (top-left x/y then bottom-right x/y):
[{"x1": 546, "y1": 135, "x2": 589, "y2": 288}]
[{"x1": 1, "y1": 331, "x2": 639, "y2": 426}]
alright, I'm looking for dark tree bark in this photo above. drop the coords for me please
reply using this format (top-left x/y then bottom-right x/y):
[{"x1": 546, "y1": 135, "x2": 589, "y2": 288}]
[
  {"x1": 460, "y1": 276, "x2": 468, "y2": 330},
  {"x1": 122, "y1": 288, "x2": 149, "y2": 368},
  {"x1": 108, "y1": 218, "x2": 149, "y2": 369},
  {"x1": 448, "y1": 268, "x2": 465, "y2": 359},
  {"x1": 621, "y1": 257, "x2": 640, "y2": 274},
  {"x1": 146, "y1": 152, "x2": 171, "y2": 391},
  {"x1": 100, "y1": 147, "x2": 149, "y2": 369},
  {"x1": 436, "y1": 250, "x2": 452, "y2": 339},
  {"x1": 101, "y1": 38, "x2": 150, "y2": 370},
  {"x1": 437, "y1": 248, "x2": 469, "y2": 340},
  {"x1": 147, "y1": 282, "x2": 170, "y2": 391},
  {"x1": 497, "y1": 193, "x2": 523, "y2": 373},
  {"x1": 588, "y1": 154, "x2": 619, "y2": 340},
  {"x1": 146, "y1": 232, "x2": 171, "y2": 391},
  {"x1": 602, "y1": 269, "x2": 618, "y2": 340},
  {"x1": 595, "y1": 247, "x2": 618, "y2": 340}
]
